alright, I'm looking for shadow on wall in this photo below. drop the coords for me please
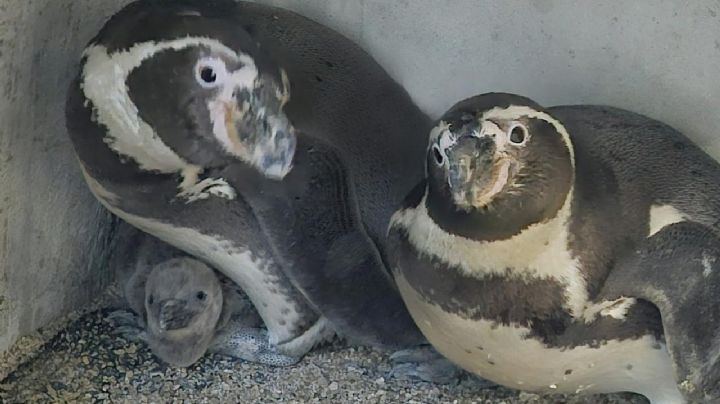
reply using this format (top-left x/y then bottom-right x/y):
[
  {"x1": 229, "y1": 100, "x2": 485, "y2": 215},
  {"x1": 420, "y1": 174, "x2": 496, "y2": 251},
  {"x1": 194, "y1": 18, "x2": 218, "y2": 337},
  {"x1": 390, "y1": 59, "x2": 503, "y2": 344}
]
[{"x1": 0, "y1": 0, "x2": 135, "y2": 352}]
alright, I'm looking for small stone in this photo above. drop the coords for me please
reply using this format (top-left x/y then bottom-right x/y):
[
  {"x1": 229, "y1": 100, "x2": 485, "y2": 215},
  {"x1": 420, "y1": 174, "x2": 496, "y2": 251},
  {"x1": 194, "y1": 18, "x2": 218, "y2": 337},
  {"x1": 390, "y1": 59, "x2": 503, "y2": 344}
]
[
  {"x1": 328, "y1": 382, "x2": 339, "y2": 391},
  {"x1": 374, "y1": 377, "x2": 385, "y2": 385}
]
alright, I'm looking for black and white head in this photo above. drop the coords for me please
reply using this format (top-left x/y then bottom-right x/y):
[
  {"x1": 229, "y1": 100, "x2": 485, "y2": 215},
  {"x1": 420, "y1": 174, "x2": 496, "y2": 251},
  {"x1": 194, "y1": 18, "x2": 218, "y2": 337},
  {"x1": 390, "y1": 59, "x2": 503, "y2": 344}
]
[
  {"x1": 144, "y1": 257, "x2": 223, "y2": 366},
  {"x1": 80, "y1": 0, "x2": 295, "y2": 179},
  {"x1": 425, "y1": 93, "x2": 575, "y2": 239}
]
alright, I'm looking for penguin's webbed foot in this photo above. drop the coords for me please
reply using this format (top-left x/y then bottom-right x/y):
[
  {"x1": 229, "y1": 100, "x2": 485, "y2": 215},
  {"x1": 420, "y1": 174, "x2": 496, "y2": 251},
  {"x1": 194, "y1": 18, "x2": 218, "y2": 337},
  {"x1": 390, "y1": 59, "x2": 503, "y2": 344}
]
[
  {"x1": 177, "y1": 177, "x2": 237, "y2": 203},
  {"x1": 389, "y1": 345, "x2": 496, "y2": 387},
  {"x1": 210, "y1": 325, "x2": 300, "y2": 367},
  {"x1": 107, "y1": 309, "x2": 148, "y2": 343},
  {"x1": 275, "y1": 316, "x2": 335, "y2": 358}
]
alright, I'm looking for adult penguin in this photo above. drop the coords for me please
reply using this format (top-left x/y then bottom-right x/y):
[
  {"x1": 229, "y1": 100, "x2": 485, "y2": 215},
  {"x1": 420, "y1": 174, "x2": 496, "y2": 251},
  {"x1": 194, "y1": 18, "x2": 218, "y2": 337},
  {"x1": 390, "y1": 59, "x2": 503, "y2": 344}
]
[
  {"x1": 389, "y1": 92, "x2": 720, "y2": 402},
  {"x1": 66, "y1": 0, "x2": 457, "y2": 381}
]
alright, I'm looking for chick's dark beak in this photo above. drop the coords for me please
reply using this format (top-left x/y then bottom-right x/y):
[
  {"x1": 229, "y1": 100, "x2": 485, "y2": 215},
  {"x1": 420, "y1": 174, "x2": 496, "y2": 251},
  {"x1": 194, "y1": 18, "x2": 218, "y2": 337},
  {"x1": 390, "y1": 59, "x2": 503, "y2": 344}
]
[{"x1": 158, "y1": 299, "x2": 192, "y2": 331}]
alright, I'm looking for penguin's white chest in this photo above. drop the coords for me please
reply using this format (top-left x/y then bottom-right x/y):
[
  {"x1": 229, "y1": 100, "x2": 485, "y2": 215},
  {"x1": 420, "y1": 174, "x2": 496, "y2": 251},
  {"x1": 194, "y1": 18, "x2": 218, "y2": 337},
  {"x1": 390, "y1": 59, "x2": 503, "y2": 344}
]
[{"x1": 396, "y1": 276, "x2": 683, "y2": 404}]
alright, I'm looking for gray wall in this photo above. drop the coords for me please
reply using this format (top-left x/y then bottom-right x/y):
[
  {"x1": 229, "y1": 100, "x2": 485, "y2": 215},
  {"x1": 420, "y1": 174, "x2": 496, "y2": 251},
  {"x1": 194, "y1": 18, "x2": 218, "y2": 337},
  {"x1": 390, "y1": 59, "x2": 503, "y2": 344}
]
[
  {"x1": 1, "y1": 0, "x2": 718, "y2": 352},
  {"x1": 0, "y1": 0, "x2": 132, "y2": 352},
  {"x1": 257, "y1": 0, "x2": 720, "y2": 153}
]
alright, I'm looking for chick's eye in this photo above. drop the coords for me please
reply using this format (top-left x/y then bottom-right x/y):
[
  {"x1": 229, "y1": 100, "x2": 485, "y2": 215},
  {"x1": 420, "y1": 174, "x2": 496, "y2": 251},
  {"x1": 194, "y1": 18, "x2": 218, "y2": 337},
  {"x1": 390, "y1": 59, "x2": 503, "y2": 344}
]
[
  {"x1": 196, "y1": 291, "x2": 207, "y2": 301},
  {"x1": 508, "y1": 123, "x2": 528, "y2": 145},
  {"x1": 432, "y1": 145, "x2": 444, "y2": 165}
]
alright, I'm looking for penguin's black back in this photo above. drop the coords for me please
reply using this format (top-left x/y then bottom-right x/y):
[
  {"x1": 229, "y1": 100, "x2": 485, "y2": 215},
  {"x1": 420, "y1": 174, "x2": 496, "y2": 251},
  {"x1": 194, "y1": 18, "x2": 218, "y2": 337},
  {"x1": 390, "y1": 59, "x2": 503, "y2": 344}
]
[
  {"x1": 228, "y1": 2, "x2": 432, "y2": 241},
  {"x1": 551, "y1": 105, "x2": 720, "y2": 296}
]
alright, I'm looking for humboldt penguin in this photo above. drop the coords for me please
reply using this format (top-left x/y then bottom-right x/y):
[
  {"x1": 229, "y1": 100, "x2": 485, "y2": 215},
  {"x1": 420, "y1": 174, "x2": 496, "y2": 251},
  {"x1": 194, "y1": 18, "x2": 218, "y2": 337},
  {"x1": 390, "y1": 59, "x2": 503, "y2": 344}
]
[
  {"x1": 67, "y1": 0, "x2": 457, "y2": 382},
  {"x1": 389, "y1": 92, "x2": 720, "y2": 402}
]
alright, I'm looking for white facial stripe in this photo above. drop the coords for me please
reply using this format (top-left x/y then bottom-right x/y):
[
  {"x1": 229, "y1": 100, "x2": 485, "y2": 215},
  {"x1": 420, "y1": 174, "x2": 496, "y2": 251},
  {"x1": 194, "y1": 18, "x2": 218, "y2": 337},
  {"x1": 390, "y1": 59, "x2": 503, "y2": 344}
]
[
  {"x1": 82, "y1": 37, "x2": 252, "y2": 173},
  {"x1": 426, "y1": 122, "x2": 451, "y2": 175},
  {"x1": 479, "y1": 120, "x2": 509, "y2": 152},
  {"x1": 482, "y1": 105, "x2": 576, "y2": 168},
  {"x1": 219, "y1": 56, "x2": 259, "y2": 97},
  {"x1": 391, "y1": 187, "x2": 588, "y2": 317},
  {"x1": 438, "y1": 129, "x2": 456, "y2": 152},
  {"x1": 428, "y1": 121, "x2": 450, "y2": 143}
]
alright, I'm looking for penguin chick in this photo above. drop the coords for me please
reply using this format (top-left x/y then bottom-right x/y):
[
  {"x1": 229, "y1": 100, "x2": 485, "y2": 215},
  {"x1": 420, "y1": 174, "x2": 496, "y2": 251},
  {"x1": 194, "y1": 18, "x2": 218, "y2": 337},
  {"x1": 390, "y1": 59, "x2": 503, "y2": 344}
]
[
  {"x1": 120, "y1": 251, "x2": 298, "y2": 368},
  {"x1": 142, "y1": 257, "x2": 225, "y2": 367}
]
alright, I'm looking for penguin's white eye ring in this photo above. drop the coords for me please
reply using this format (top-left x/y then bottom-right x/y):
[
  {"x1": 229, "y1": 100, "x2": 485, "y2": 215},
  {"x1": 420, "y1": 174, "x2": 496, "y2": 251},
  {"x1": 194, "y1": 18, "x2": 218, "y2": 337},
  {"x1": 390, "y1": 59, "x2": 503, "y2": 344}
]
[
  {"x1": 432, "y1": 144, "x2": 445, "y2": 166},
  {"x1": 195, "y1": 58, "x2": 227, "y2": 88},
  {"x1": 507, "y1": 123, "x2": 529, "y2": 146}
]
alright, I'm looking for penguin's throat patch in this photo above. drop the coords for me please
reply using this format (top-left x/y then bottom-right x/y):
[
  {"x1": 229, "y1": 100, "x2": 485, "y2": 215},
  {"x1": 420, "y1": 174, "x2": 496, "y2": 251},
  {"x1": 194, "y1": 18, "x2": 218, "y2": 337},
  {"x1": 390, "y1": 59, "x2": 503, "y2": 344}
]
[
  {"x1": 463, "y1": 158, "x2": 514, "y2": 209},
  {"x1": 221, "y1": 101, "x2": 248, "y2": 156}
]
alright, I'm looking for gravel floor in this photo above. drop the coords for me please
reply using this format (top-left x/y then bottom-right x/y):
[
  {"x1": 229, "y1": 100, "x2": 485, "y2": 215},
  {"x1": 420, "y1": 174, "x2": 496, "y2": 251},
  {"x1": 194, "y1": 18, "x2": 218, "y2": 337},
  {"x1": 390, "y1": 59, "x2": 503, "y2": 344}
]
[{"x1": 0, "y1": 297, "x2": 648, "y2": 404}]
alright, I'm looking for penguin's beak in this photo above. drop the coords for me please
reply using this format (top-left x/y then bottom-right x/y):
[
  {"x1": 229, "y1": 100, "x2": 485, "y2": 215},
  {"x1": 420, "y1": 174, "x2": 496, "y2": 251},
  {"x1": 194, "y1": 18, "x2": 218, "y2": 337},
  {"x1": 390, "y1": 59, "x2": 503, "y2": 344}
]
[
  {"x1": 446, "y1": 135, "x2": 511, "y2": 209},
  {"x1": 225, "y1": 78, "x2": 296, "y2": 180},
  {"x1": 158, "y1": 299, "x2": 193, "y2": 331}
]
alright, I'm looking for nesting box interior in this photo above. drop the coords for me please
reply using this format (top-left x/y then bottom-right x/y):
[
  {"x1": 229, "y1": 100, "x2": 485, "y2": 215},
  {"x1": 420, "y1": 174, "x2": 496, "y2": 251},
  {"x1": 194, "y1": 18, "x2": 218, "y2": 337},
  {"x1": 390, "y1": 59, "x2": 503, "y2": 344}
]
[{"x1": 0, "y1": 0, "x2": 718, "y2": 402}]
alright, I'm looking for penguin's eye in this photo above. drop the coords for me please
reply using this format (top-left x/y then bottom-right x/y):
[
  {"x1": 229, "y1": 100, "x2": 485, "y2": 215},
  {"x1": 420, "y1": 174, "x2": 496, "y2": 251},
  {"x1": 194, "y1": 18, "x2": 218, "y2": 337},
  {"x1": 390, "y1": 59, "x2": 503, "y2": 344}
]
[
  {"x1": 507, "y1": 123, "x2": 528, "y2": 146},
  {"x1": 148, "y1": 295, "x2": 154, "y2": 305},
  {"x1": 195, "y1": 58, "x2": 227, "y2": 88},
  {"x1": 432, "y1": 145, "x2": 444, "y2": 166},
  {"x1": 200, "y1": 67, "x2": 217, "y2": 83},
  {"x1": 196, "y1": 291, "x2": 207, "y2": 301}
]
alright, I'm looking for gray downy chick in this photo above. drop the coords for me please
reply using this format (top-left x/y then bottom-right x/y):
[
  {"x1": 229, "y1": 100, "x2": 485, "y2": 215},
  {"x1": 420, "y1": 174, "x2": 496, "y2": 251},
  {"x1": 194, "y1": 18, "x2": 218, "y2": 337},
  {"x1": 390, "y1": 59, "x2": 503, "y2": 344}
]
[
  {"x1": 117, "y1": 234, "x2": 294, "y2": 367},
  {"x1": 143, "y1": 257, "x2": 224, "y2": 367}
]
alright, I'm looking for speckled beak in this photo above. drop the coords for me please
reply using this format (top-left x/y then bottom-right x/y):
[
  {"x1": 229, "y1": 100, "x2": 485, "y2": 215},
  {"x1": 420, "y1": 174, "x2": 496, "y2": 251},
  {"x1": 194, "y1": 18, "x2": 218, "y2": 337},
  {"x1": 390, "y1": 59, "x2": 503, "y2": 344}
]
[
  {"x1": 158, "y1": 299, "x2": 193, "y2": 331},
  {"x1": 227, "y1": 78, "x2": 296, "y2": 180}
]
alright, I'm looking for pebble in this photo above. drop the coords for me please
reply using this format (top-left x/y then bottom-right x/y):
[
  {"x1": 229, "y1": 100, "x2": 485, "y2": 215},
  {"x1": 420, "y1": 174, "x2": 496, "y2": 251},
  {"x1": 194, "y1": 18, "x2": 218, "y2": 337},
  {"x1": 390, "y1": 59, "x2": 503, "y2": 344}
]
[{"x1": 0, "y1": 305, "x2": 648, "y2": 404}]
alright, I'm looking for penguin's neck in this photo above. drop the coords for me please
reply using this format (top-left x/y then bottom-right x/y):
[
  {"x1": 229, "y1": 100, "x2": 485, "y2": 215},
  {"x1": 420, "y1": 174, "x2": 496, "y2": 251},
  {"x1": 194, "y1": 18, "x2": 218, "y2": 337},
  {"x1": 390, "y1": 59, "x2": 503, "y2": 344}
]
[
  {"x1": 425, "y1": 177, "x2": 571, "y2": 242},
  {"x1": 393, "y1": 187, "x2": 589, "y2": 317}
]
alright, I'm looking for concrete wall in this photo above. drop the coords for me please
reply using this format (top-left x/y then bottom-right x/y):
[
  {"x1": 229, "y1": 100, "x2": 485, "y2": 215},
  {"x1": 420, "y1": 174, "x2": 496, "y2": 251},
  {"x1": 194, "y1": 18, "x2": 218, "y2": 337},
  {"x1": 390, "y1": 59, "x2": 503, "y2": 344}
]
[
  {"x1": 257, "y1": 0, "x2": 720, "y2": 154},
  {"x1": 1, "y1": 0, "x2": 718, "y2": 352},
  {"x1": 0, "y1": 0, "x2": 134, "y2": 352}
]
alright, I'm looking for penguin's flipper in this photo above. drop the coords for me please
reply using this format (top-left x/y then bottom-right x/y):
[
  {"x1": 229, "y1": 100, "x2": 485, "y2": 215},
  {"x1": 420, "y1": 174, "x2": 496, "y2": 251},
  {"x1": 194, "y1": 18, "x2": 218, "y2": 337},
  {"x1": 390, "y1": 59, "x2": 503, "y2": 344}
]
[
  {"x1": 209, "y1": 320, "x2": 301, "y2": 367},
  {"x1": 599, "y1": 221, "x2": 720, "y2": 402},
  {"x1": 107, "y1": 309, "x2": 148, "y2": 343},
  {"x1": 223, "y1": 139, "x2": 468, "y2": 383},
  {"x1": 232, "y1": 138, "x2": 426, "y2": 349}
]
